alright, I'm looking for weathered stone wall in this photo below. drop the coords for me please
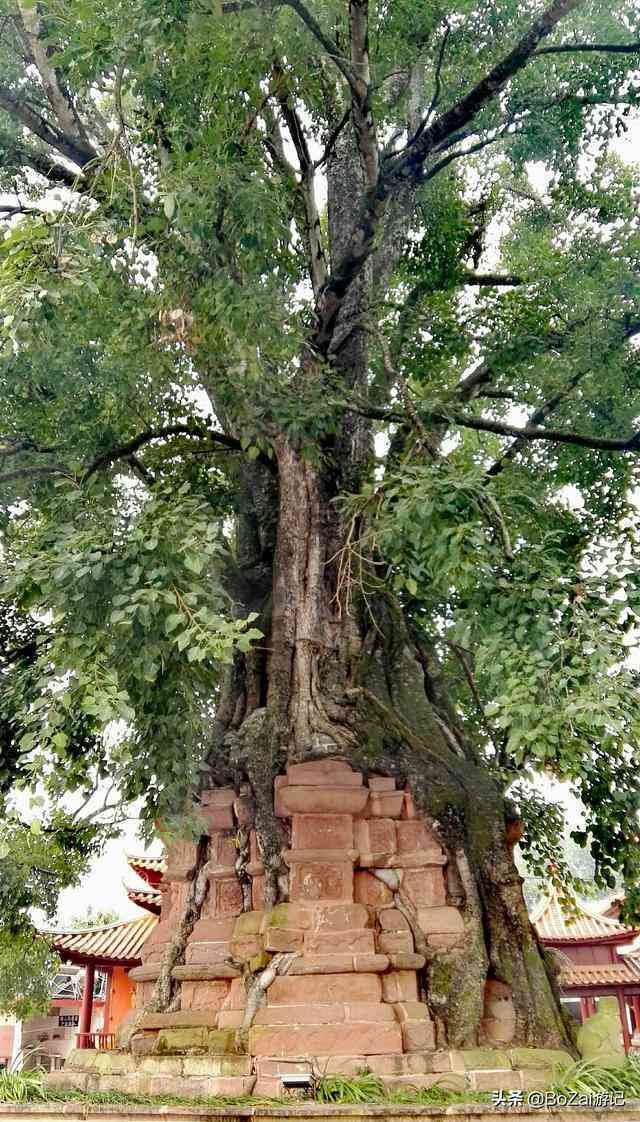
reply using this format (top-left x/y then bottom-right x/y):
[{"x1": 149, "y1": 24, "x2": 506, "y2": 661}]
[{"x1": 58, "y1": 759, "x2": 569, "y2": 1097}]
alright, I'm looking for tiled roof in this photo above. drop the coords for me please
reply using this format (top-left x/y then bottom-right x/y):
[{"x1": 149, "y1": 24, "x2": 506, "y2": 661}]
[
  {"x1": 620, "y1": 934, "x2": 640, "y2": 957},
  {"x1": 127, "y1": 854, "x2": 165, "y2": 887},
  {"x1": 559, "y1": 960, "x2": 640, "y2": 987},
  {"x1": 532, "y1": 890, "x2": 637, "y2": 943},
  {"x1": 125, "y1": 885, "x2": 162, "y2": 916},
  {"x1": 48, "y1": 913, "x2": 157, "y2": 966}
]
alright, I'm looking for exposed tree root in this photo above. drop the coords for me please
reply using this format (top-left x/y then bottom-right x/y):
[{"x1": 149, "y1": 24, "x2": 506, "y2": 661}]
[
  {"x1": 239, "y1": 951, "x2": 299, "y2": 1041},
  {"x1": 235, "y1": 824, "x2": 253, "y2": 913},
  {"x1": 148, "y1": 835, "x2": 211, "y2": 1013}
]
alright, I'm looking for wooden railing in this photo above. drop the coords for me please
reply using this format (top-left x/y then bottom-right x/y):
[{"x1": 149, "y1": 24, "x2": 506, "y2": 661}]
[{"x1": 75, "y1": 1032, "x2": 116, "y2": 1050}]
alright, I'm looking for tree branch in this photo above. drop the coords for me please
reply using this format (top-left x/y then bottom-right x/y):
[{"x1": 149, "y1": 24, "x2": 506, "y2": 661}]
[
  {"x1": 425, "y1": 22, "x2": 451, "y2": 126},
  {"x1": 282, "y1": 0, "x2": 359, "y2": 93},
  {"x1": 0, "y1": 426, "x2": 243, "y2": 489},
  {"x1": 0, "y1": 143, "x2": 81, "y2": 188},
  {"x1": 388, "y1": 0, "x2": 583, "y2": 180},
  {"x1": 455, "y1": 315, "x2": 591, "y2": 403},
  {"x1": 83, "y1": 425, "x2": 242, "y2": 478},
  {"x1": 450, "y1": 412, "x2": 640, "y2": 452},
  {"x1": 422, "y1": 117, "x2": 521, "y2": 182},
  {"x1": 346, "y1": 401, "x2": 640, "y2": 454},
  {"x1": 15, "y1": 0, "x2": 91, "y2": 148},
  {"x1": 271, "y1": 63, "x2": 329, "y2": 297},
  {"x1": 314, "y1": 106, "x2": 352, "y2": 170},
  {"x1": 0, "y1": 438, "x2": 59, "y2": 459},
  {"x1": 348, "y1": 0, "x2": 379, "y2": 189},
  {"x1": 0, "y1": 464, "x2": 70, "y2": 485},
  {"x1": 486, "y1": 369, "x2": 589, "y2": 477},
  {"x1": 535, "y1": 39, "x2": 640, "y2": 56},
  {"x1": 313, "y1": 0, "x2": 581, "y2": 354},
  {"x1": 462, "y1": 271, "x2": 523, "y2": 286},
  {"x1": 0, "y1": 85, "x2": 94, "y2": 168}
]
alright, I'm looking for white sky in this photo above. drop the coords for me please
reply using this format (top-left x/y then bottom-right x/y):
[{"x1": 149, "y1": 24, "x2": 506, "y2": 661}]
[{"x1": 54, "y1": 825, "x2": 161, "y2": 927}]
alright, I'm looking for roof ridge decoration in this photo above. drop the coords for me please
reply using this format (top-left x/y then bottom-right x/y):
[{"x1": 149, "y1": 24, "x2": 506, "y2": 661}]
[{"x1": 532, "y1": 886, "x2": 637, "y2": 942}]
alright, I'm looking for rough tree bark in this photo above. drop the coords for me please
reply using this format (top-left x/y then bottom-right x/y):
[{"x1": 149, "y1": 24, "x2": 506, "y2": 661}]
[{"x1": 148, "y1": 119, "x2": 576, "y2": 1055}]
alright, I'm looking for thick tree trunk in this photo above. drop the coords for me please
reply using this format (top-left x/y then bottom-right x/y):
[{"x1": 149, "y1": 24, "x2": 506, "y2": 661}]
[
  {"x1": 147, "y1": 120, "x2": 574, "y2": 1052},
  {"x1": 149, "y1": 441, "x2": 575, "y2": 1056}
]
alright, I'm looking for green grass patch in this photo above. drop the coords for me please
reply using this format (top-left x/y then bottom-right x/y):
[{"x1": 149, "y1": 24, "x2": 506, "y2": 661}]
[
  {"x1": 549, "y1": 1056, "x2": 640, "y2": 1098},
  {"x1": 0, "y1": 1067, "x2": 492, "y2": 1109}
]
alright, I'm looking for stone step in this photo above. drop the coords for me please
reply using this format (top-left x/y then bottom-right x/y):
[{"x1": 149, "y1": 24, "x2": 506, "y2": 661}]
[
  {"x1": 392, "y1": 1001, "x2": 432, "y2": 1022},
  {"x1": 128, "y1": 964, "x2": 161, "y2": 982},
  {"x1": 185, "y1": 940, "x2": 232, "y2": 965},
  {"x1": 288, "y1": 953, "x2": 389, "y2": 974},
  {"x1": 401, "y1": 1020, "x2": 436, "y2": 1051},
  {"x1": 277, "y1": 785, "x2": 369, "y2": 816},
  {"x1": 253, "y1": 1002, "x2": 396, "y2": 1026},
  {"x1": 268, "y1": 972, "x2": 382, "y2": 1005},
  {"x1": 286, "y1": 760, "x2": 363, "y2": 786},
  {"x1": 139, "y1": 1010, "x2": 220, "y2": 1030},
  {"x1": 218, "y1": 1009, "x2": 244, "y2": 1028},
  {"x1": 303, "y1": 928, "x2": 376, "y2": 954},
  {"x1": 145, "y1": 1074, "x2": 256, "y2": 1097},
  {"x1": 283, "y1": 848, "x2": 359, "y2": 864},
  {"x1": 181, "y1": 1055, "x2": 252, "y2": 1077},
  {"x1": 156, "y1": 1027, "x2": 240, "y2": 1054},
  {"x1": 469, "y1": 1069, "x2": 523, "y2": 1092},
  {"x1": 248, "y1": 1021, "x2": 403, "y2": 1057},
  {"x1": 46, "y1": 1071, "x2": 96, "y2": 1094},
  {"x1": 172, "y1": 963, "x2": 241, "y2": 979}
]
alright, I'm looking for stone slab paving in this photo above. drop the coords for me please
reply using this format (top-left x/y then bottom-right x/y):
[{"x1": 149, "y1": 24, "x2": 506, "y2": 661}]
[{"x1": 2, "y1": 1105, "x2": 640, "y2": 1122}]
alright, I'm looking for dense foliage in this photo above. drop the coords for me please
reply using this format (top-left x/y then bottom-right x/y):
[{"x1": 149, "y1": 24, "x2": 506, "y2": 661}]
[{"x1": 1, "y1": 0, "x2": 640, "y2": 1005}]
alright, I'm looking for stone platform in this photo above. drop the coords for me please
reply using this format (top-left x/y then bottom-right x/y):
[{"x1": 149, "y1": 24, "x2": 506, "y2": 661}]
[
  {"x1": 49, "y1": 1044, "x2": 572, "y2": 1099},
  {"x1": 53, "y1": 758, "x2": 572, "y2": 1098},
  {"x1": 9, "y1": 1106, "x2": 640, "y2": 1122}
]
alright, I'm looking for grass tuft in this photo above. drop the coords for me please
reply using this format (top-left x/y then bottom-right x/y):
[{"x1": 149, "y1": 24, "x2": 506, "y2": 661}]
[
  {"x1": 549, "y1": 1055, "x2": 640, "y2": 1098},
  {"x1": 0, "y1": 1068, "x2": 50, "y2": 1103}
]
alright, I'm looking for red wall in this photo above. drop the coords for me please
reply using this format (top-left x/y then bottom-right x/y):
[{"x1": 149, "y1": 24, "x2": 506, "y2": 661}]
[{"x1": 105, "y1": 967, "x2": 135, "y2": 1033}]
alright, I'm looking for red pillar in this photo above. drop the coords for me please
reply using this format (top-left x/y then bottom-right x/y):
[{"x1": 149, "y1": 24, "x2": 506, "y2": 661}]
[{"x1": 78, "y1": 963, "x2": 95, "y2": 1048}]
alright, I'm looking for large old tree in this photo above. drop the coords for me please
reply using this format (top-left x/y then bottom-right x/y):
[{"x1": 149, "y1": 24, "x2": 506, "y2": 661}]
[{"x1": 2, "y1": 0, "x2": 640, "y2": 1046}]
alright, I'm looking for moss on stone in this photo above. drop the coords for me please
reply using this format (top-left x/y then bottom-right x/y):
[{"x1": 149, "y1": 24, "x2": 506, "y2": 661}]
[
  {"x1": 457, "y1": 1048, "x2": 511, "y2": 1070},
  {"x1": 207, "y1": 1028, "x2": 241, "y2": 1054},
  {"x1": 233, "y1": 910, "x2": 265, "y2": 936},
  {"x1": 249, "y1": 950, "x2": 272, "y2": 972},
  {"x1": 509, "y1": 1047, "x2": 573, "y2": 1070},
  {"x1": 93, "y1": 1052, "x2": 136, "y2": 1075},
  {"x1": 183, "y1": 1055, "x2": 252, "y2": 1076},
  {"x1": 64, "y1": 1049, "x2": 101, "y2": 1071},
  {"x1": 157, "y1": 1027, "x2": 209, "y2": 1053}
]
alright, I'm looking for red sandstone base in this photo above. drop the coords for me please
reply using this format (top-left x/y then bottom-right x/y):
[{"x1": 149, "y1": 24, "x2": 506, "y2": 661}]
[{"x1": 112, "y1": 759, "x2": 535, "y2": 1094}]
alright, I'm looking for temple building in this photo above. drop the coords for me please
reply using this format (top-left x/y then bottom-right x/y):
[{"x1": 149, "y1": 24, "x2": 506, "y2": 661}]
[
  {"x1": 532, "y1": 890, "x2": 640, "y2": 1051},
  {"x1": 0, "y1": 858, "x2": 158, "y2": 1071}
]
